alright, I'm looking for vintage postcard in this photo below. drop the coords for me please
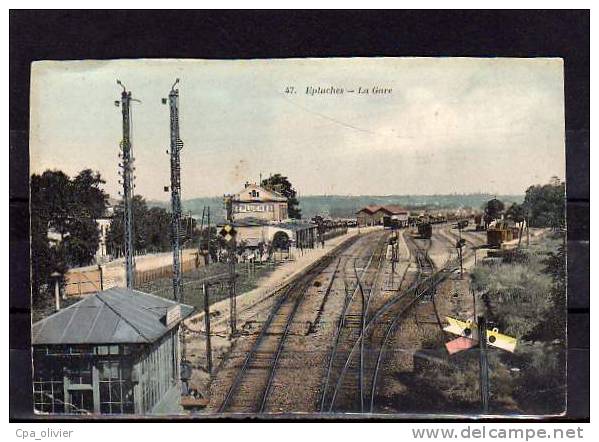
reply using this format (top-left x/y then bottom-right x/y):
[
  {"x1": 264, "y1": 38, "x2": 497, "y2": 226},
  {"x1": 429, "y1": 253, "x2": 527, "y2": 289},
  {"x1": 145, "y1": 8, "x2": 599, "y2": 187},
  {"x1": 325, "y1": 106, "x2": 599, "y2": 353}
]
[{"x1": 29, "y1": 57, "x2": 566, "y2": 417}]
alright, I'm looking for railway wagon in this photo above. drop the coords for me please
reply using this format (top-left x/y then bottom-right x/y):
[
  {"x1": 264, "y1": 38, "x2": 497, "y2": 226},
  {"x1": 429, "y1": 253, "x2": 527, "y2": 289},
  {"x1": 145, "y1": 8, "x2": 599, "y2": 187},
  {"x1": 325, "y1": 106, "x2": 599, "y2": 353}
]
[
  {"x1": 383, "y1": 216, "x2": 400, "y2": 229},
  {"x1": 487, "y1": 227, "x2": 513, "y2": 248},
  {"x1": 417, "y1": 222, "x2": 432, "y2": 239}
]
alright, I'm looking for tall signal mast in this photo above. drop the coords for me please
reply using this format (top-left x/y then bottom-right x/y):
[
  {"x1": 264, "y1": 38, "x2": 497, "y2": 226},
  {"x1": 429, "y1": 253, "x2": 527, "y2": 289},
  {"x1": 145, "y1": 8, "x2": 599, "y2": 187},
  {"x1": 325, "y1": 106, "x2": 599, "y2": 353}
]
[
  {"x1": 116, "y1": 80, "x2": 137, "y2": 289},
  {"x1": 165, "y1": 79, "x2": 184, "y2": 302}
]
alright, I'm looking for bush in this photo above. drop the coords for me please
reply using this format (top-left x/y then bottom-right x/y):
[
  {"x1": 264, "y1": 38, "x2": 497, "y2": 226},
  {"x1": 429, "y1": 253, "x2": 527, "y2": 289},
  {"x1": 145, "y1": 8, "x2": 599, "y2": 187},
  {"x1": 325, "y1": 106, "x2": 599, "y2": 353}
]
[
  {"x1": 508, "y1": 341, "x2": 566, "y2": 414},
  {"x1": 470, "y1": 256, "x2": 553, "y2": 338}
]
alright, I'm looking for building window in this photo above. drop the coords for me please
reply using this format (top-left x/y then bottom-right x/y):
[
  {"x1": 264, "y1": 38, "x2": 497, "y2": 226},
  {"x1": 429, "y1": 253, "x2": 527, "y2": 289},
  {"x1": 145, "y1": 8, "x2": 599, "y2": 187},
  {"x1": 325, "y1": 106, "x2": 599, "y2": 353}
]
[
  {"x1": 68, "y1": 390, "x2": 94, "y2": 414},
  {"x1": 98, "y1": 360, "x2": 134, "y2": 414},
  {"x1": 33, "y1": 359, "x2": 65, "y2": 414},
  {"x1": 66, "y1": 358, "x2": 93, "y2": 385},
  {"x1": 64, "y1": 358, "x2": 94, "y2": 414}
]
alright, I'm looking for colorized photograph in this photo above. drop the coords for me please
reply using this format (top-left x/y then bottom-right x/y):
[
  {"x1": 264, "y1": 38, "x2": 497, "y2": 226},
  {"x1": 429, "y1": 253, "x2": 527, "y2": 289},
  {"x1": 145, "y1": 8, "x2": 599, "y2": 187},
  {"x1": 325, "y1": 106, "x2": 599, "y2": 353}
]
[{"x1": 29, "y1": 58, "x2": 566, "y2": 417}]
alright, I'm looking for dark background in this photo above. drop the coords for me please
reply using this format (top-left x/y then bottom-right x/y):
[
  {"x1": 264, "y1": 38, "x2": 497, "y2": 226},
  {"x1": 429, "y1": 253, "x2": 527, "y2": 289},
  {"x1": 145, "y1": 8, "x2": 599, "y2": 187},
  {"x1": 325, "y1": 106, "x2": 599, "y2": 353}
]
[{"x1": 9, "y1": 10, "x2": 589, "y2": 421}]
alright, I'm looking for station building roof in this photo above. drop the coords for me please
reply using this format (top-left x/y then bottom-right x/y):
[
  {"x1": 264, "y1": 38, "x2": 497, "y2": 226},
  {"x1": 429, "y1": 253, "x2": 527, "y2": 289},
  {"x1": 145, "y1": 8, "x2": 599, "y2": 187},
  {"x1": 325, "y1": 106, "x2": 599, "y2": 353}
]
[
  {"x1": 356, "y1": 205, "x2": 409, "y2": 215},
  {"x1": 356, "y1": 205, "x2": 382, "y2": 215},
  {"x1": 32, "y1": 288, "x2": 194, "y2": 346},
  {"x1": 379, "y1": 205, "x2": 409, "y2": 215},
  {"x1": 233, "y1": 183, "x2": 287, "y2": 203}
]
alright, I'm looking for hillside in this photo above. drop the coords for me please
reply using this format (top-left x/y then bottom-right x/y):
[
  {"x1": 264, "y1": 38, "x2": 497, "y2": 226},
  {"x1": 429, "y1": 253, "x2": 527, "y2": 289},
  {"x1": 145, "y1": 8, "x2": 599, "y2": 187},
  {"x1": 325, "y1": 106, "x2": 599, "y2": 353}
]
[{"x1": 148, "y1": 194, "x2": 523, "y2": 223}]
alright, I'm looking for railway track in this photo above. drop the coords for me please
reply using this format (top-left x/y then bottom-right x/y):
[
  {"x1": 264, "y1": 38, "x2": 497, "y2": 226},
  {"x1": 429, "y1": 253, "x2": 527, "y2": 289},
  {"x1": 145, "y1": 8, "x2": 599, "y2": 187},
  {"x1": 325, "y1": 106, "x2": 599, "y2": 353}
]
[
  {"x1": 321, "y1": 230, "x2": 420, "y2": 413},
  {"x1": 367, "y1": 234, "x2": 437, "y2": 411},
  {"x1": 216, "y1": 231, "x2": 379, "y2": 413},
  {"x1": 215, "y1": 226, "x2": 471, "y2": 414},
  {"x1": 321, "y1": 229, "x2": 463, "y2": 414},
  {"x1": 318, "y1": 232, "x2": 389, "y2": 412}
]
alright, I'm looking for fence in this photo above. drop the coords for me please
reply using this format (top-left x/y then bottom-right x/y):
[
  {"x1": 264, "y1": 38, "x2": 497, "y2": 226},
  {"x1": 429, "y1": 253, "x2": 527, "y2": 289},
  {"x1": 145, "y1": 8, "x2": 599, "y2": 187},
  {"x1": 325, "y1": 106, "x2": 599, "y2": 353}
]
[
  {"x1": 134, "y1": 254, "x2": 202, "y2": 286},
  {"x1": 64, "y1": 267, "x2": 103, "y2": 297},
  {"x1": 64, "y1": 252, "x2": 203, "y2": 296},
  {"x1": 322, "y1": 226, "x2": 348, "y2": 242}
]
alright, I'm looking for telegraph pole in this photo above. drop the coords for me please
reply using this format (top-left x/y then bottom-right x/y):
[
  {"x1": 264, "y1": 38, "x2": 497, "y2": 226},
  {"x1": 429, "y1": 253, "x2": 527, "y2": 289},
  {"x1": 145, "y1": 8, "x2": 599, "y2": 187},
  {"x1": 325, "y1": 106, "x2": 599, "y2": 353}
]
[
  {"x1": 203, "y1": 283, "x2": 213, "y2": 376},
  {"x1": 224, "y1": 195, "x2": 237, "y2": 336},
  {"x1": 199, "y1": 206, "x2": 205, "y2": 259},
  {"x1": 206, "y1": 206, "x2": 211, "y2": 266},
  {"x1": 164, "y1": 79, "x2": 184, "y2": 302},
  {"x1": 116, "y1": 80, "x2": 136, "y2": 290},
  {"x1": 478, "y1": 315, "x2": 490, "y2": 413}
]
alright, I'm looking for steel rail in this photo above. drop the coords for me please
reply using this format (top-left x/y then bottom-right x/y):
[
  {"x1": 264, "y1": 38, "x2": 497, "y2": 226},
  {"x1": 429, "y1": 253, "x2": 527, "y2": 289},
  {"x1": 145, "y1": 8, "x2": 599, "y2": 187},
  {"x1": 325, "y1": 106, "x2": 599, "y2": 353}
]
[
  {"x1": 368, "y1": 234, "x2": 439, "y2": 412},
  {"x1": 259, "y1": 272, "x2": 316, "y2": 412},
  {"x1": 318, "y1": 232, "x2": 388, "y2": 411},
  {"x1": 219, "y1": 235, "x2": 355, "y2": 413},
  {"x1": 328, "y1": 270, "x2": 455, "y2": 412},
  {"x1": 363, "y1": 240, "x2": 388, "y2": 322},
  {"x1": 310, "y1": 257, "x2": 343, "y2": 332},
  {"x1": 217, "y1": 283, "x2": 294, "y2": 413},
  {"x1": 326, "y1": 233, "x2": 413, "y2": 412},
  {"x1": 356, "y1": 233, "x2": 388, "y2": 412},
  {"x1": 327, "y1": 252, "x2": 459, "y2": 412}
]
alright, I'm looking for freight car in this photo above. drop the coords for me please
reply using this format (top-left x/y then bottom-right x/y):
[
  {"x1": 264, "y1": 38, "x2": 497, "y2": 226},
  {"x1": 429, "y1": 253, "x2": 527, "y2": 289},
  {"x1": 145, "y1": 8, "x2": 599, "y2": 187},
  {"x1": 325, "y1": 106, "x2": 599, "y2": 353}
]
[
  {"x1": 383, "y1": 216, "x2": 400, "y2": 229},
  {"x1": 487, "y1": 223, "x2": 513, "y2": 248},
  {"x1": 429, "y1": 214, "x2": 447, "y2": 224}
]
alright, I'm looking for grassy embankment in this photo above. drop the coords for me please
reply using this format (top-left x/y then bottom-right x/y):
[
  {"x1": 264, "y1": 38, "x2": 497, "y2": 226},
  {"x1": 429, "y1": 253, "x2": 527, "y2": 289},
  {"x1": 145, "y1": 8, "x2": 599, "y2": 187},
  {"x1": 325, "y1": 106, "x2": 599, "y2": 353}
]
[
  {"x1": 406, "y1": 231, "x2": 566, "y2": 414},
  {"x1": 135, "y1": 257, "x2": 288, "y2": 312}
]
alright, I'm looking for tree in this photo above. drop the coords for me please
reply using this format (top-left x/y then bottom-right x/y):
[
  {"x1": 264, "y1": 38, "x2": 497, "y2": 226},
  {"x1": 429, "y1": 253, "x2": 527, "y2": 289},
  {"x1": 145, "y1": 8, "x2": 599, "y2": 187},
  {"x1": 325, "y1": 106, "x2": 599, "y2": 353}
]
[
  {"x1": 62, "y1": 169, "x2": 107, "y2": 266},
  {"x1": 31, "y1": 174, "x2": 60, "y2": 304},
  {"x1": 144, "y1": 206, "x2": 172, "y2": 252},
  {"x1": 483, "y1": 198, "x2": 505, "y2": 229},
  {"x1": 107, "y1": 196, "x2": 195, "y2": 256},
  {"x1": 107, "y1": 195, "x2": 150, "y2": 256},
  {"x1": 71, "y1": 169, "x2": 108, "y2": 219},
  {"x1": 506, "y1": 202, "x2": 526, "y2": 246},
  {"x1": 261, "y1": 173, "x2": 302, "y2": 219},
  {"x1": 506, "y1": 203, "x2": 525, "y2": 224},
  {"x1": 62, "y1": 218, "x2": 101, "y2": 266},
  {"x1": 523, "y1": 177, "x2": 565, "y2": 229},
  {"x1": 30, "y1": 169, "x2": 108, "y2": 304}
]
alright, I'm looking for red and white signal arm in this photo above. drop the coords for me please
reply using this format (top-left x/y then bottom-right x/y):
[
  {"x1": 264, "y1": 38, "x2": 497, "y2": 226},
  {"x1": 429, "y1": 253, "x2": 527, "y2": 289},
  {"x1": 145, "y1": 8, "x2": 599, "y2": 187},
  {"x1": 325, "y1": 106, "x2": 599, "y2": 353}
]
[{"x1": 443, "y1": 316, "x2": 517, "y2": 353}]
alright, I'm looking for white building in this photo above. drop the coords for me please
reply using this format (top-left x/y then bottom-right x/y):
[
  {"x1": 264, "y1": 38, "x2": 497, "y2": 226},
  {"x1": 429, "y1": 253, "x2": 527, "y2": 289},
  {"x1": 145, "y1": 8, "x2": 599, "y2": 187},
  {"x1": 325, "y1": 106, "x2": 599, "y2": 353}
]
[{"x1": 232, "y1": 182, "x2": 288, "y2": 222}]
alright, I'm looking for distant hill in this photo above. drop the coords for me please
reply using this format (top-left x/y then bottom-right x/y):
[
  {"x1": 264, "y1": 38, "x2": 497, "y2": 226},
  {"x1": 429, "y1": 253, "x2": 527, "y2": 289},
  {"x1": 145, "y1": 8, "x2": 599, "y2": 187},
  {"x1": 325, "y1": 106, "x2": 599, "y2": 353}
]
[{"x1": 148, "y1": 194, "x2": 523, "y2": 223}]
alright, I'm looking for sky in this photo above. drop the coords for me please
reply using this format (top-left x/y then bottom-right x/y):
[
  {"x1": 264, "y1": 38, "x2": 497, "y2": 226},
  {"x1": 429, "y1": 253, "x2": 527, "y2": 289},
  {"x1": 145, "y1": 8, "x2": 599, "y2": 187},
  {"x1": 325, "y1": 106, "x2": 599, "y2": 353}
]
[{"x1": 30, "y1": 58, "x2": 565, "y2": 201}]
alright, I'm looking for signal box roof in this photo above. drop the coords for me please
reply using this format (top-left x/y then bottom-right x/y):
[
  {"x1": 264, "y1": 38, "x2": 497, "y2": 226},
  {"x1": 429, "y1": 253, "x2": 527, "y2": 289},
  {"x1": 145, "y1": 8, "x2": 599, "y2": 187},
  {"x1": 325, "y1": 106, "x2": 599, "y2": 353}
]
[{"x1": 32, "y1": 288, "x2": 194, "y2": 346}]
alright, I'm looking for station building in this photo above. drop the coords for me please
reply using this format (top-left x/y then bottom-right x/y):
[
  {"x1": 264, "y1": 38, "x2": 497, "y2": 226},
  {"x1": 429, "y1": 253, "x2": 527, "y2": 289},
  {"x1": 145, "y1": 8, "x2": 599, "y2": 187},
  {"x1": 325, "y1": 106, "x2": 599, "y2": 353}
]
[
  {"x1": 32, "y1": 287, "x2": 193, "y2": 415},
  {"x1": 356, "y1": 205, "x2": 410, "y2": 227},
  {"x1": 380, "y1": 205, "x2": 410, "y2": 227},
  {"x1": 356, "y1": 205, "x2": 385, "y2": 226},
  {"x1": 224, "y1": 182, "x2": 320, "y2": 252},
  {"x1": 232, "y1": 182, "x2": 288, "y2": 222}
]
